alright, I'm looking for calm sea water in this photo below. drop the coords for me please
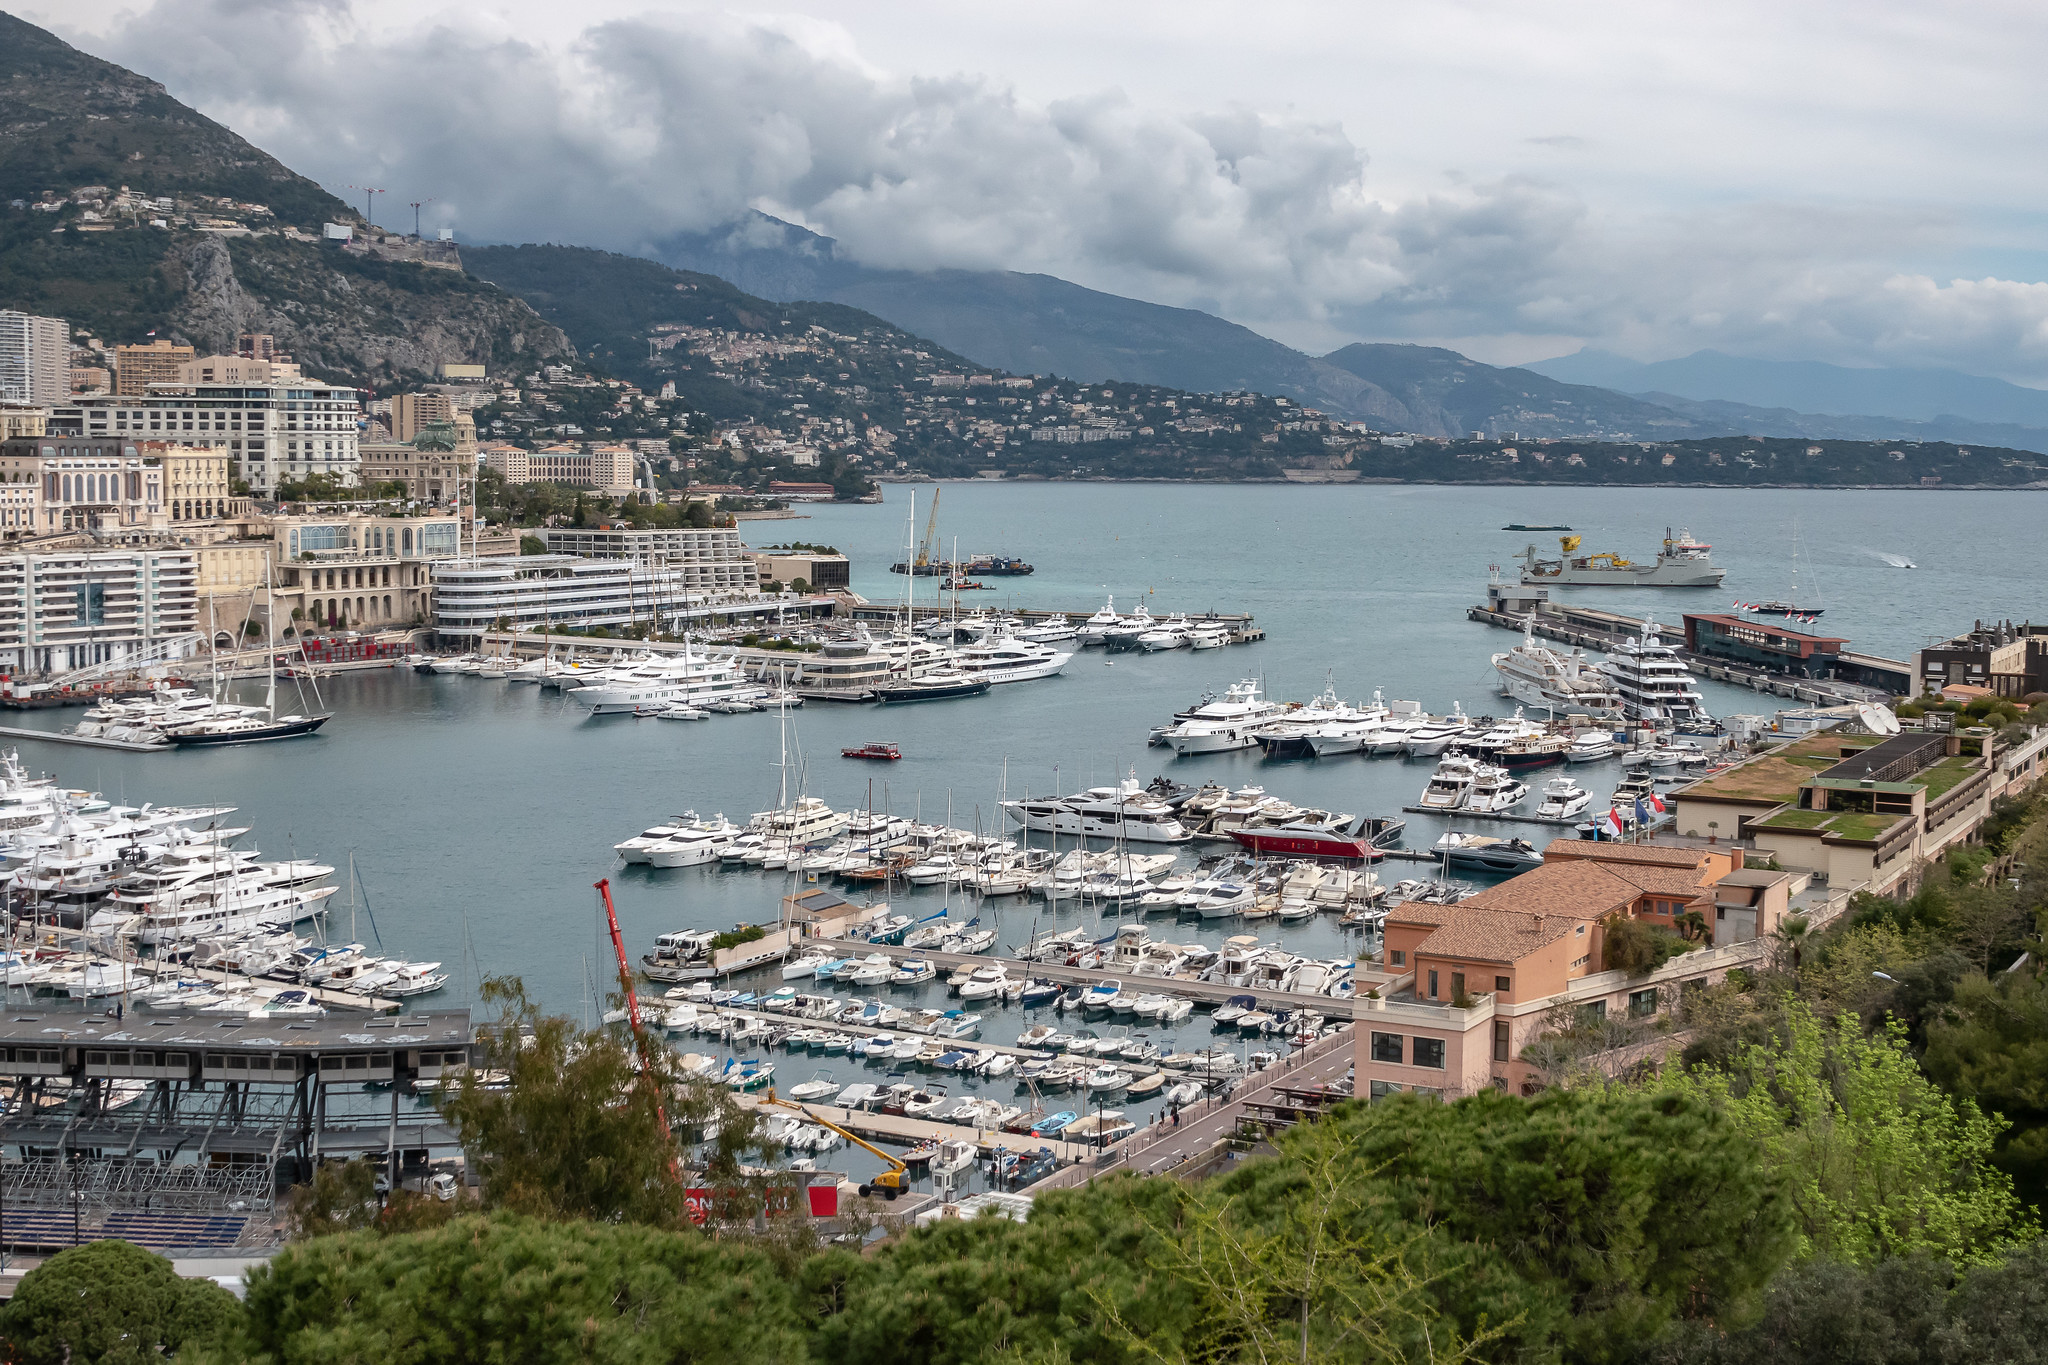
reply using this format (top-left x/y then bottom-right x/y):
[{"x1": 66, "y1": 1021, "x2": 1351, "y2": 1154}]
[{"x1": 8, "y1": 481, "x2": 2037, "y2": 1178}]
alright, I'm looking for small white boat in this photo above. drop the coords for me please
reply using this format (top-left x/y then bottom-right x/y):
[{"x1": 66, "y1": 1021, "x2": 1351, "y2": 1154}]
[
  {"x1": 787, "y1": 1071, "x2": 841, "y2": 1102},
  {"x1": 1536, "y1": 776, "x2": 1592, "y2": 820}
]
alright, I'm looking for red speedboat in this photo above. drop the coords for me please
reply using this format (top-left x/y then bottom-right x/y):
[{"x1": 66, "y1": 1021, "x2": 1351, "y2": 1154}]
[{"x1": 1228, "y1": 820, "x2": 1384, "y2": 861}]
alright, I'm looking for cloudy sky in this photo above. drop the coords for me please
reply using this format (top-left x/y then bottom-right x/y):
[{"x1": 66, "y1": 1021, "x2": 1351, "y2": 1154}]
[{"x1": 28, "y1": 0, "x2": 2048, "y2": 380}]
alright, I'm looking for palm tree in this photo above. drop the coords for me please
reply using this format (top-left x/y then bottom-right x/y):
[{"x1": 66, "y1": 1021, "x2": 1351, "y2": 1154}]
[
  {"x1": 1775, "y1": 915, "x2": 1811, "y2": 974},
  {"x1": 1675, "y1": 909, "x2": 1710, "y2": 944}
]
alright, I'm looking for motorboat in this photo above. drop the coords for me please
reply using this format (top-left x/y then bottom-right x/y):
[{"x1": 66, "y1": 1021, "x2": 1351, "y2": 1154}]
[
  {"x1": 1403, "y1": 704, "x2": 1473, "y2": 757},
  {"x1": 1003, "y1": 779, "x2": 1189, "y2": 843},
  {"x1": 1462, "y1": 766, "x2": 1529, "y2": 813},
  {"x1": 1227, "y1": 816, "x2": 1382, "y2": 861},
  {"x1": 1566, "y1": 732, "x2": 1619, "y2": 763},
  {"x1": 1432, "y1": 832, "x2": 1545, "y2": 874},
  {"x1": 1082, "y1": 980, "x2": 1125, "y2": 1013},
  {"x1": 1417, "y1": 752, "x2": 1482, "y2": 811},
  {"x1": 1536, "y1": 776, "x2": 1593, "y2": 820}
]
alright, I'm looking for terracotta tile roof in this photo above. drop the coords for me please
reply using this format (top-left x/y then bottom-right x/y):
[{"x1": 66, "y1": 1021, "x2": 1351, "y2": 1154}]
[
  {"x1": 1458, "y1": 859, "x2": 1637, "y2": 920},
  {"x1": 1384, "y1": 901, "x2": 1461, "y2": 931},
  {"x1": 1601, "y1": 863, "x2": 1717, "y2": 897},
  {"x1": 1542, "y1": 840, "x2": 1710, "y2": 868},
  {"x1": 1413, "y1": 906, "x2": 1577, "y2": 965}
]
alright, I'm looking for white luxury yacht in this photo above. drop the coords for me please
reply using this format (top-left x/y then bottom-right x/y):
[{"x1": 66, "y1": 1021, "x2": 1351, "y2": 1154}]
[
  {"x1": 573, "y1": 644, "x2": 767, "y2": 715},
  {"x1": 1491, "y1": 617, "x2": 1626, "y2": 719},
  {"x1": 1003, "y1": 779, "x2": 1191, "y2": 843},
  {"x1": 952, "y1": 636, "x2": 1074, "y2": 684},
  {"x1": 1598, "y1": 625, "x2": 1711, "y2": 723},
  {"x1": 1162, "y1": 680, "x2": 1289, "y2": 755}
]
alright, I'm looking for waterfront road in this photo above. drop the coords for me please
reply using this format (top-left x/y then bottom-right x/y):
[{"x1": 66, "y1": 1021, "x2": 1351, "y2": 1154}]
[{"x1": 1023, "y1": 1025, "x2": 1355, "y2": 1193}]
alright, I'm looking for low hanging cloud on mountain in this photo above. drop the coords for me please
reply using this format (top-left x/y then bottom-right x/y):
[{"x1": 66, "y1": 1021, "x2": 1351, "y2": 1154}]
[{"x1": 68, "y1": 0, "x2": 2048, "y2": 380}]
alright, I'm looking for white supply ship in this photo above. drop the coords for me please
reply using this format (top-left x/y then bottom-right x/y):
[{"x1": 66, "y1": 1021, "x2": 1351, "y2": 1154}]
[{"x1": 1520, "y1": 528, "x2": 1726, "y2": 588}]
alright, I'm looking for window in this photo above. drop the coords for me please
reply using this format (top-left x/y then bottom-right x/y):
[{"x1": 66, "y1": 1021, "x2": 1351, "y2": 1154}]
[
  {"x1": 1389, "y1": 949, "x2": 1405, "y2": 967},
  {"x1": 1582, "y1": 1000, "x2": 1607, "y2": 1025},
  {"x1": 1629, "y1": 988, "x2": 1659, "y2": 1019},
  {"x1": 1495, "y1": 975, "x2": 1511, "y2": 992},
  {"x1": 1493, "y1": 1020, "x2": 1511, "y2": 1062},
  {"x1": 1412, "y1": 1038, "x2": 1446, "y2": 1070},
  {"x1": 1370, "y1": 1032, "x2": 1404, "y2": 1064},
  {"x1": 1368, "y1": 1080, "x2": 1404, "y2": 1101},
  {"x1": 1427, "y1": 969, "x2": 1439, "y2": 999},
  {"x1": 1451, "y1": 972, "x2": 1466, "y2": 1000},
  {"x1": 1576, "y1": 924, "x2": 1587, "y2": 935}
]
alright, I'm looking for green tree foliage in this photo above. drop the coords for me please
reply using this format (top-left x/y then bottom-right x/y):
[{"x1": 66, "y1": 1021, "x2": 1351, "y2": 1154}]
[
  {"x1": 436, "y1": 975, "x2": 762, "y2": 1225},
  {"x1": 1659, "y1": 997, "x2": 2037, "y2": 1264},
  {"x1": 1604, "y1": 916, "x2": 1690, "y2": 976},
  {"x1": 1292, "y1": 1089, "x2": 1794, "y2": 1364},
  {"x1": 215, "y1": 1214, "x2": 809, "y2": 1365},
  {"x1": 0, "y1": 1239, "x2": 239, "y2": 1364},
  {"x1": 1088, "y1": 1120, "x2": 1505, "y2": 1365},
  {"x1": 1923, "y1": 966, "x2": 2048, "y2": 1211},
  {"x1": 1639, "y1": 1241, "x2": 2048, "y2": 1365}
]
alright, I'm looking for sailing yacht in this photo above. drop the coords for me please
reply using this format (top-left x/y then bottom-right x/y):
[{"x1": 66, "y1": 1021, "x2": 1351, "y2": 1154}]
[{"x1": 164, "y1": 585, "x2": 330, "y2": 746}]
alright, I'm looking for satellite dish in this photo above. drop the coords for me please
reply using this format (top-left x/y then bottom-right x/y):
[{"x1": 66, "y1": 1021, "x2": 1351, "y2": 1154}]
[{"x1": 1857, "y1": 702, "x2": 1901, "y2": 736}]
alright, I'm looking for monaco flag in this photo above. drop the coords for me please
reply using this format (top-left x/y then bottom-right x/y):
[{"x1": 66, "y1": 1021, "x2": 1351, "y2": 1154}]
[
  {"x1": 1649, "y1": 792, "x2": 1667, "y2": 814},
  {"x1": 1603, "y1": 807, "x2": 1626, "y2": 838}
]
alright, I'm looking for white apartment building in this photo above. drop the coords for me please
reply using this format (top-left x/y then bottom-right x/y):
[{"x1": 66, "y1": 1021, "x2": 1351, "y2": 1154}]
[
  {"x1": 539, "y1": 526, "x2": 758, "y2": 596},
  {"x1": 0, "y1": 548, "x2": 200, "y2": 676},
  {"x1": 432, "y1": 554, "x2": 714, "y2": 639},
  {"x1": 58, "y1": 377, "x2": 362, "y2": 496},
  {"x1": 0, "y1": 312, "x2": 68, "y2": 407}
]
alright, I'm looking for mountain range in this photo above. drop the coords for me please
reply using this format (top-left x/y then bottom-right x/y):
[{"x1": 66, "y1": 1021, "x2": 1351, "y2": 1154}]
[
  {"x1": 659, "y1": 213, "x2": 2048, "y2": 454},
  {"x1": 8, "y1": 6, "x2": 2048, "y2": 466}
]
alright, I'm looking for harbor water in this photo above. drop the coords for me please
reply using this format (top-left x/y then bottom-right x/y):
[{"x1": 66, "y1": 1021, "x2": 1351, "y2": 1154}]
[{"x1": 6, "y1": 482, "x2": 2041, "y2": 1188}]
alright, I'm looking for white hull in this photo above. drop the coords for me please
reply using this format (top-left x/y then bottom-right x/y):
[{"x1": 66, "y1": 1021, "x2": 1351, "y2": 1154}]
[
  {"x1": 1169, "y1": 728, "x2": 1261, "y2": 755},
  {"x1": 1008, "y1": 810, "x2": 1187, "y2": 843}
]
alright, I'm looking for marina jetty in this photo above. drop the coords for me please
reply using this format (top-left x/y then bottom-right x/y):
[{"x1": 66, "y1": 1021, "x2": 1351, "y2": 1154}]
[{"x1": 1468, "y1": 573, "x2": 1911, "y2": 705}]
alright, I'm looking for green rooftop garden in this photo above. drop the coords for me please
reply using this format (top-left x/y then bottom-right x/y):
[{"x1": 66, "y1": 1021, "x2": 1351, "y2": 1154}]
[
  {"x1": 1753, "y1": 808, "x2": 1907, "y2": 842},
  {"x1": 1917, "y1": 757, "x2": 1979, "y2": 799}
]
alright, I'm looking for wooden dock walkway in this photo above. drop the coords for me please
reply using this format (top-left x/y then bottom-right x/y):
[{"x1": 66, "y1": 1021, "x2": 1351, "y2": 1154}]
[{"x1": 1400, "y1": 806, "x2": 1580, "y2": 829}]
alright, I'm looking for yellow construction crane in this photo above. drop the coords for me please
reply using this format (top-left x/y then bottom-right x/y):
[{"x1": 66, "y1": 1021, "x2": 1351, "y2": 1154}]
[
  {"x1": 914, "y1": 486, "x2": 943, "y2": 571},
  {"x1": 760, "y1": 1088, "x2": 912, "y2": 1199}
]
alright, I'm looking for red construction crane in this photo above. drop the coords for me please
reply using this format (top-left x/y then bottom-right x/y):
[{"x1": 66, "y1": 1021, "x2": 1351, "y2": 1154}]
[{"x1": 595, "y1": 878, "x2": 678, "y2": 1178}]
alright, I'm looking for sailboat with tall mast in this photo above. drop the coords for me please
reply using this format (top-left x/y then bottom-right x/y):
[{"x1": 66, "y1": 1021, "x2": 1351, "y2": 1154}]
[
  {"x1": 165, "y1": 581, "x2": 333, "y2": 745},
  {"x1": 1738, "y1": 520, "x2": 1824, "y2": 620}
]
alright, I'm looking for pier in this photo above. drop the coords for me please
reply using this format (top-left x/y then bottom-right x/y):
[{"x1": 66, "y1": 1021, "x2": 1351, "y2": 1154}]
[
  {"x1": 792, "y1": 941, "x2": 1357, "y2": 1016},
  {"x1": 729, "y1": 1092, "x2": 1100, "y2": 1167},
  {"x1": 0, "y1": 723, "x2": 170, "y2": 752},
  {"x1": 695, "y1": 1003, "x2": 1281, "y2": 1077},
  {"x1": 1466, "y1": 592, "x2": 1908, "y2": 705}
]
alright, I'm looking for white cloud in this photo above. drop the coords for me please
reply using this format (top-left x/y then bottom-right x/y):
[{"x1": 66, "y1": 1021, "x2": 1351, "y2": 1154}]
[{"x1": 38, "y1": 0, "x2": 2048, "y2": 382}]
